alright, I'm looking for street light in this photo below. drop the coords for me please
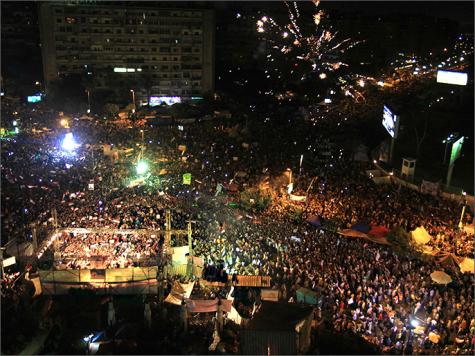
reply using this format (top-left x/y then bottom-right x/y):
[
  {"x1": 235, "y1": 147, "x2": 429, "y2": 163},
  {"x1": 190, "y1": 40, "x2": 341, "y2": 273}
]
[
  {"x1": 140, "y1": 129, "x2": 145, "y2": 157},
  {"x1": 85, "y1": 90, "x2": 91, "y2": 114},
  {"x1": 130, "y1": 89, "x2": 136, "y2": 113},
  {"x1": 136, "y1": 160, "x2": 149, "y2": 175}
]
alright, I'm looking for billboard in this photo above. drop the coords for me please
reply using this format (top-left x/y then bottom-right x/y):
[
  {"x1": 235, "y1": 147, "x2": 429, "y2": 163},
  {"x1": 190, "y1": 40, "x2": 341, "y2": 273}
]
[
  {"x1": 436, "y1": 70, "x2": 468, "y2": 86},
  {"x1": 449, "y1": 136, "x2": 464, "y2": 165},
  {"x1": 27, "y1": 95, "x2": 42, "y2": 103},
  {"x1": 149, "y1": 96, "x2": 181, "y2": 106},
  {"x1": 382, "y1": 105, "x2": 399, "y2": 138}
]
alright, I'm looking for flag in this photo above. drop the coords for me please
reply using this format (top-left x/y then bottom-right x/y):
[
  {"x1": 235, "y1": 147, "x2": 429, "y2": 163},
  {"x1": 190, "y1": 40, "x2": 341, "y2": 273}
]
[{"x1": 183, "y1": 173, "x2": 192, "y2": 185}]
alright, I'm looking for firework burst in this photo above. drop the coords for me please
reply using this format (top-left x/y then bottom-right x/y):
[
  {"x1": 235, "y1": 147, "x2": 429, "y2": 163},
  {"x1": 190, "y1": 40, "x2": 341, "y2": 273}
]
[{"x1": 256, "y1": 0, "x2": 363, "y2": 98}]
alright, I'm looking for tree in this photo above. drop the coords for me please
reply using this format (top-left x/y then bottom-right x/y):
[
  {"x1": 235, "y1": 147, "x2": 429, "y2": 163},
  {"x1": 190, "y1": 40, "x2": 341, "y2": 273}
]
[
  {"x1": 45, "y1": 74, "x2": 87, "y2": 113},
  {"x1": 139, "y1": 70, "x2": 154, "y2": 105},
  {"x1": 239, "y1": 188, "x2": 272, "y2": 212},
  {"x1": 386, "y1": 227, "x2": 427, "y2": 261},
  {"x1": 169, "y1": 102, "x2": 195, "y2": 119},
  {"x1": 102, "y1": 103, "x2": 119, "y2": 117}
]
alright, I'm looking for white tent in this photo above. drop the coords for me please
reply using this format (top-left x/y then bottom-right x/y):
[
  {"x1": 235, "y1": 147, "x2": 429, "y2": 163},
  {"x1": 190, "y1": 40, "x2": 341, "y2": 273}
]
[
  {"x1": 463, "y1": 224, "x2": 474, "y2": 235},
  {"x1": 458, "y1": 258, "x2": 474, "y2": 274},
  {"x1": 411, "y1": 226, "x2": 432, "y2": 245}
]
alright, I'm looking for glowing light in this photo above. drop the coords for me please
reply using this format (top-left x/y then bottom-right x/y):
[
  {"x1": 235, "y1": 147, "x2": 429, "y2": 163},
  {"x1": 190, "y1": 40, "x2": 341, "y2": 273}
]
[
  {"x1": 283, "y1": 32, "x2": 289, "y2": 38},
  {"x1": 377, "y1": 81, "x2": 384, "y2": 87},
  {"x1": 136, "y1": 160, "x2": 149, "y2": 175},
  {"x1": 262, "y1": 16, "x2": 268, "y2": 22},
  {"x1": 319, "y1": 73, "x2": 327, "y2": 79},
  {"x1": 358, "y1": 79, "x2": 365, "y2": 87},
  {"x1": 60, "y1": 119, "x2": 69, "y2": 128},
  {"x1": 411, "y1": 319, "x2": 419, "y2": 328},
  {"x1": 61, "y1": 132, "x2": 78, "y2": 152}
]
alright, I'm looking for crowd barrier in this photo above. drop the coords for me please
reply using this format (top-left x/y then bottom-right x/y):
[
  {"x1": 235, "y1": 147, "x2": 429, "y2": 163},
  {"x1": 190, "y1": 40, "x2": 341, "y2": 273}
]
[
  {"x1": 371, "y1": 163, "x2": 474, "y2": 207},
  {"x1": 38, "y1": 266, "x2": 159, "y2": 295}
]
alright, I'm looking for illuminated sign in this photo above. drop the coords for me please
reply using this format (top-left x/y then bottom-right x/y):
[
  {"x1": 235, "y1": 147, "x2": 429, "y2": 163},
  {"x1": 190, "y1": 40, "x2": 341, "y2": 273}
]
[
  {"x1": 149, "y1": 96, "x2": 182, "y2": 106},
  {"x1": 27, "y1": 95, "x2": 42, "y2": 103},
  {"x1": 436, "y1": 70, "x2": 468, "y2": 86},
  {"x1": 449, "y1": 136, "x2": 464, "y2": 165},
  {"x1": 382, "y1": 105, "x2": 399, "y2": 138},
  {"x1": 114, "y1": 67, "x2": 141, "y2": 73}
]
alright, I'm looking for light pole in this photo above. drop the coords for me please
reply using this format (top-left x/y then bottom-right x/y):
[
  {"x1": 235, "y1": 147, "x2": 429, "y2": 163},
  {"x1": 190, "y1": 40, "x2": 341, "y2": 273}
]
[
  {"x1": 130, "y1": 89, "x2": 136, "y2": 113},
  {"x1": 458, "y1": 192, "x2": 467, "y2": 230},
  {"x1": 85, "y1": 89, "x2": 91, "y2": 113},
  {"x1": 286, "y1": 168, "x2": 293, "y2": 194},
  {"x1": 442, "y1": 133, "x2": 456, "y2": 164},
  {"x1": 140, "y1": 129, "x2": 144, "y2": 158}
]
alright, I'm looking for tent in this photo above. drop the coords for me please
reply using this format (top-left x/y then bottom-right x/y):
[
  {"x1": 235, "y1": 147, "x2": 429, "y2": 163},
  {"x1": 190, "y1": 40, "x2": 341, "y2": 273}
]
[
  {"x1": 411, "y1": 226, "x2": 432, "y2": 245},
  {"x1": 296, "y1": 287, "x2": 318, "y2": 305},
  {"x1": 430, "y1": 271, "x2": 452, "y2": 285},
  {"x1": 463, "y1": 224, "x2": 474, "y2": 235},
  {"x1": 368, "y1": 225, "x2": 389, "y2": 239},
  {"x1": 306, "y1": 215, "x2": 323, "y2": 228},
  {"x1": 458, "y1": 257, "x2": 474, "y2": 274}
]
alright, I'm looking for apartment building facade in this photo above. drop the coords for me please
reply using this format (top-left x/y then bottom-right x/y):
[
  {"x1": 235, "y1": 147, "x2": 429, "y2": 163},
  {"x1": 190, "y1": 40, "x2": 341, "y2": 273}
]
[{"x1": 39, "y1": 2, "x2": 214, "y2": 105}]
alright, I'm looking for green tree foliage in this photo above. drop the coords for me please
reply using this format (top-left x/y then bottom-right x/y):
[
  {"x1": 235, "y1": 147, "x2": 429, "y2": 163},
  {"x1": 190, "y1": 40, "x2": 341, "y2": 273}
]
[
  {"x1": 386, "y1": 227, "x2": 427, "y2": 261},
  {"x1": 169, "y1": 102, "x2": 196, "y2": 119},
  {"x1": 102, "y1": 103, "x2": 120, "y2": 117},
  {"x1": 239, "y1": 188, "x2": 272, "y2": 212},
  {"x1": 45, "y1": 74, "x2": 87, "y2": 113}
]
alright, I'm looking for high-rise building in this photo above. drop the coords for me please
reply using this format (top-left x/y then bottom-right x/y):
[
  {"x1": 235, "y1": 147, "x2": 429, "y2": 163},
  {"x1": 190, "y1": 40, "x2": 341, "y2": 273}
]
[
  {"x1": 1, "y1": 2, "x2": 42, "y2": 97},
  {"x1": 38, "y1": 2, "x2": 214, "y2": 105}
]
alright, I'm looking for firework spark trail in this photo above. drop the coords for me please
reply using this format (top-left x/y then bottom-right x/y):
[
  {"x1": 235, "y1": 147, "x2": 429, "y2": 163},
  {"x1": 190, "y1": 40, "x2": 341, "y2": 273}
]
[{"x1": 256, "y1": 0, "x2": 363, "y2": 99}]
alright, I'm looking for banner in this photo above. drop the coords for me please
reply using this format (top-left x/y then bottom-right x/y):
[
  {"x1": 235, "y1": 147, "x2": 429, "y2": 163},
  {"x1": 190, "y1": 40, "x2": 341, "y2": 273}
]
[
  {"x1": 2, "y1": 256, "x2": 16, "y2": 267},
  {"x1": 289, "y1": 194, "x2": 306, "y2": 202},
  {"x1": 186, "y1": 298, "x2": 232, "y2": 313},
  {"x1": 172, "y1": 246, "x2": 190, "y2": 265},
  {"x1": 183, "y1": 173, "x2": 192, "y2": 185},
  {"x1": 449, "y1": 136, "x2": 464, "y2": 166}
]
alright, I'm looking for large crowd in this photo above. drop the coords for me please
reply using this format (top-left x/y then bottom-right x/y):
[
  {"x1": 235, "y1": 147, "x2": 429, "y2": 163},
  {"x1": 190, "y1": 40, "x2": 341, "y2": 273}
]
[{"x1": 1, "y1": 101, "x2": 473, "y2": 354}]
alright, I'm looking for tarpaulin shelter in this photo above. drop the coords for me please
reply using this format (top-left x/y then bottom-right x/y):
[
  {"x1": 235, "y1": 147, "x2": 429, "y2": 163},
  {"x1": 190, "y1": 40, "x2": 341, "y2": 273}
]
[
  {"x1": 240, "y1": 302, "x2": 314, "y2": 355},
  {"x1": 433, "y1": 251, "x2": 461, "y2": 271},
  {"x1": 306, "y1": 215, "x2": 323, "y2": 228},
  {"x1": 351, "y1": 222, "x2": 371, "y2": 234},
  {"x1": 365, "y1": 235, "x2": 390, "y2": 245},
  {"x1": 368, "y1": 225, "x2": 390, "y2": 239},
  {"x1": 411, "y1": 226, "x2": 432, "y2": 245},
  {"x1": 164, "y1": 281, "x2": 195, "y2": 305},
  {"x1": 296, "y1": 287, "x2": 318, "y2": 305},
  {"x1": 337, "y1": 229, "x2": 368, "y2": 239}
]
